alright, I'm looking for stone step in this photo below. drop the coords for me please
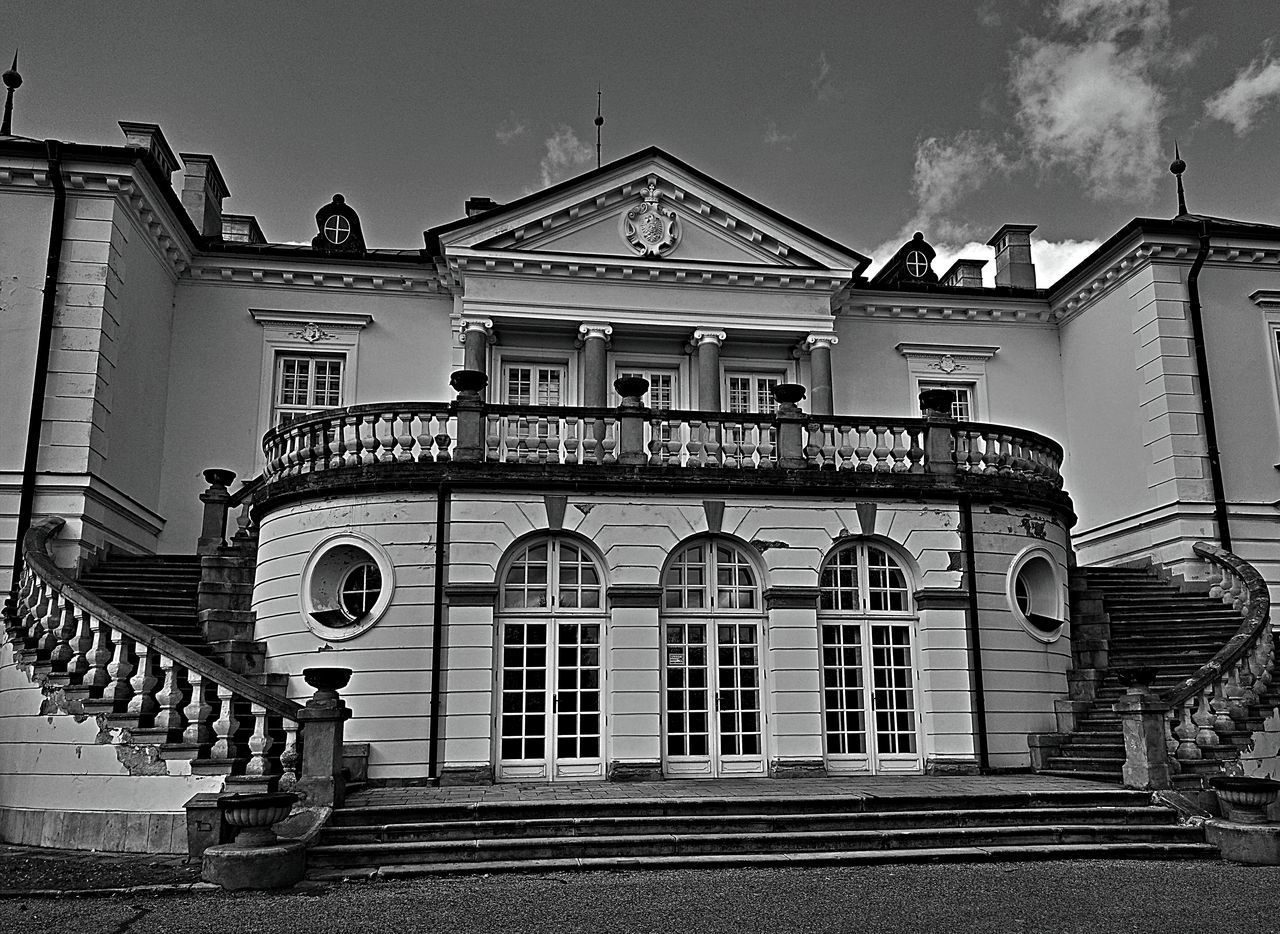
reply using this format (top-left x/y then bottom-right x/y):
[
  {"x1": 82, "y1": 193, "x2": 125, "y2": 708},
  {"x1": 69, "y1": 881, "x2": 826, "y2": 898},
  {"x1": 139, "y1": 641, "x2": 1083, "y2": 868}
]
[
  {"x1": 307, "y1": 823, "x2": 1203, "y2": 868},
  {"x1": 320, "y1": 805, "x2": 1178, "y2": 845},
  {"x1": 306, "y1": 841, "x2": 1217, "y2": 879},
  {"x1": 1043, "y1": 757, "x2": 1123, "y2": 773}
]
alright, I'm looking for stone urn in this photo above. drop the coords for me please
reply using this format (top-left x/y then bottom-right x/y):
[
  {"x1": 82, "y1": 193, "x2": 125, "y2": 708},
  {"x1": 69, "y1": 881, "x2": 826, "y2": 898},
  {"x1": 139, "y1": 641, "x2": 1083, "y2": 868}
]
[
  {"x1": 1115, "y1": 666, "x2": 1159, "y2": 693},
  {"x1": 304, "y1": 666, "x2": 352, "y2": 709},
  {"x1": 918, "y1": 388, "x2": 955, "y2": 419},
  {"x1": 613, "y1": 375, "x2": 649, "y2": 406},
  {"x1": 450, "y1": 368, "x2": 489, "y2": 400},
  {"x1": 1211, "y1": 777, "x2": 1280, "y2": 824},
  {"x1": 217, "y1": 792, "x2": 298, "y2": 848},
  {"x1": 771, "y1": 383, "x2": 807, "y2": 408}
]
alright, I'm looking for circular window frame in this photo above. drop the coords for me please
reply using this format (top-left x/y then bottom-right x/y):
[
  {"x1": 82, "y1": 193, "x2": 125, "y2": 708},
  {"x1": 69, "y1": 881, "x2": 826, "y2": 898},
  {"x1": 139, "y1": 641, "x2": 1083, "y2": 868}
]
[
  {"x1": 1007, "y1": 546, "x2": 1064, "y2": 643},
  {"x1": 300, "y1": 532, "x2": 395, "y2": 641}
]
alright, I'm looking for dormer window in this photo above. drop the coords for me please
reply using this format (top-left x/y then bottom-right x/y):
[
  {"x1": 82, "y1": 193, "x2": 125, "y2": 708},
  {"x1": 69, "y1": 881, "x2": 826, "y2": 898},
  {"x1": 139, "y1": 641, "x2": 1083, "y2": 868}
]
[
  {"x1": 905, "y1": 251, "x2": 929, "y2": 278},
  {"x1": 323, "y1": 214, "x2": 351, "y2": 246}
]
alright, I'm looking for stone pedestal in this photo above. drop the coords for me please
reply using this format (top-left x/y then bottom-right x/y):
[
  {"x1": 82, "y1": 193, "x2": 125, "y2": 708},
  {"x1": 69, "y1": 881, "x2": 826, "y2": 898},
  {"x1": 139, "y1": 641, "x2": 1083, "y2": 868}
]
[
  {"x1": 1114, "y1": 688, "x2": 1172, "y2": 790},
  {"x1": 202, "y1": 840, "x2": 306, "y2": 890},
  {"x1": 1206, "y1": 819, "x2": 1280, "y2": 865}
]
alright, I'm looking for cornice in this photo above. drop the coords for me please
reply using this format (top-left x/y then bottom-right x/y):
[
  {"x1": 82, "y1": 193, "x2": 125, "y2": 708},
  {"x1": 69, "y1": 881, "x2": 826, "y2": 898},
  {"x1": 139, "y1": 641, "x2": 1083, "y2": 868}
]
[
  {"x1": 1, "y1": 159, "x2": 193, "y2": 275},
  {"x1": 841, "y1": 294, "x2": 1052, "y2": 324},
  {"x1": 185, "y1": 258, "x2": 446, "y2": 294},
  {"x1": 447, "y1": 248, "x2": 851, "y2": 293}
]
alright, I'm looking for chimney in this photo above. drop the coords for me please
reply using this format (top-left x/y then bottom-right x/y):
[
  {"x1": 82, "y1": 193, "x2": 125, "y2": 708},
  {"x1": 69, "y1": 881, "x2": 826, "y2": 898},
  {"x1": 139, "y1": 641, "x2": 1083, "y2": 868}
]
[
  {"x1": 179, "y1": 153, "x2": 230, "y2": 239},
  {"x1": 986, "y1": 224, "x2": 1037, "y2": 289},
  {"x1": 465, "y1": 196, "x2": 502, "y2": 217},
  {"x1": 221, "y1": 213, "x2": 266, "y2": 244},
  {"x1": 118, "y1": 121, "x2": 180, "y2": 181},
  {"x1": 941, "y1": 258, "x2": 986, "y2": 289}
]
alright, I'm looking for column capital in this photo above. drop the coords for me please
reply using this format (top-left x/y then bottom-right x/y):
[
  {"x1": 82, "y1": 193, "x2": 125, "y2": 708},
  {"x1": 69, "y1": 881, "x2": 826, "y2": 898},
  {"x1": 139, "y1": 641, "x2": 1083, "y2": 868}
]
[
  {"x1": 458, "y1": 317, "x2": 495, "y2": 341},
  {"x1": 577, "y1": 322, "x2": 614, "y2": 344},
  {"x1": 692, "y1": 328, "x2": 727, "y2": 347},
  {"x1": 804, "y1": 332, "x2": 839, "y2": 351}
]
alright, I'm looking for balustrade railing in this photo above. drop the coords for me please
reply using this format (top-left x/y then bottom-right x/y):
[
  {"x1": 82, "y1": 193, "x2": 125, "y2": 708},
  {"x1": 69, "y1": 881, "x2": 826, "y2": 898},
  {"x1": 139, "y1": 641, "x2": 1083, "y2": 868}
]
[
  {"x1": 257, "y1": 382, "x2": 1064, "y2": 491},
  {"x1": 1160, "y1": 543, "x2": 1275, "y2": 772},
  {"x1": 5, "y1": 517, "x2": 304, "y2": 784}
]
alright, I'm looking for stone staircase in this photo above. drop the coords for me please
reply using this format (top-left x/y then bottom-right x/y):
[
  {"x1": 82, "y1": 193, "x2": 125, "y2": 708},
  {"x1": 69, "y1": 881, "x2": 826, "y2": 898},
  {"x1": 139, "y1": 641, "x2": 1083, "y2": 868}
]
[
  {"x1": 306, "y1": 784, "x2": 1212, "y2": 878},
  {"x1": 1038, "y1": 565, "x2": 1259, "y2": 782},
  {"x1": 76, "y1": 554, "x2": 207, "y2": 654}
]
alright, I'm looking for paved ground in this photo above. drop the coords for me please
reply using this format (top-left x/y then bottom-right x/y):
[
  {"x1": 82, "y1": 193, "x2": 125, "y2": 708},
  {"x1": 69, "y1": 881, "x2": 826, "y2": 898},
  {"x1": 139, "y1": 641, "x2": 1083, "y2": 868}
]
[{"x1": 0, "y1": 860, "x2": 1277, "y2": 933}]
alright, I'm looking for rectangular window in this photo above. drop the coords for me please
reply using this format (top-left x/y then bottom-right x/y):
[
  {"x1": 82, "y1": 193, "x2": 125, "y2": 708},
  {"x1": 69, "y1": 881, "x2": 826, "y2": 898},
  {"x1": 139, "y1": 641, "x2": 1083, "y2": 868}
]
[
  {"x1": 726, "y1": 373, "x2": 781, "y2": 414},
  {"x1": 504, "y1": 365, "x2": 564, "y2": 407},
  {"x1": 273, "y1": 355, "x2": 344, "y2": 426},
  {"x1": 918, "y1": 381, "x2": 975, "y2": 421}
]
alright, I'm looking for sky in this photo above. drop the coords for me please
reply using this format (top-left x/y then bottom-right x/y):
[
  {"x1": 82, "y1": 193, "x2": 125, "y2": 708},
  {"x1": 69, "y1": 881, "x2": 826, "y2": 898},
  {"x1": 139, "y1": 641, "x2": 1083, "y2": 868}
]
[{"x1": 6, "y1": 0, "x2": 1280, "y2": 286}]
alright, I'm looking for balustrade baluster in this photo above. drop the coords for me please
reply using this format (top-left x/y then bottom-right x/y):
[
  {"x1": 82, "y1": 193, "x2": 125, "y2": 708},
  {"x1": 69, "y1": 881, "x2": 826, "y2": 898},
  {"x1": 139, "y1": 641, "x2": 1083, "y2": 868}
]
[
  {"x1": 183, "y1": 672, "x2": 214, "y2": 747},
  {"x1": 47, "y1": 594, "x2": 76, "y2": 669},
  {"x1": 602, "y1": 418, "x2": 617, "y2": 464},
  {"x1": 564, "y1": 416, "x2": 581, "y2": 465},
  {"x1": 755, "y1": 424, "x2": 773, "y2": 468},
  {"x1": 686, "y1": 419, "x2": 704, "y2": 467},
  {"x1": 997, "y1": 433, "x2": 1014, "y2": 476},
  {"x1": 872, "y1": 425, "x2": 891, "y2": 472},
  {"x1": 705, "y1": 419, "x2": 724, "y2": 467},
  {"x1": 837, "y1": 424, "x2": 855, "y2": 470},
  {"x1": 485, "y1": 414, "x2": 501, "y2": 461},
  {"x1": 908, "y1": 426, "x2": 926, "y2": 474},
  {"x1": 83, "y1": 616, "x2": 112, "y2": 693},
  {"x1": 1192, "y1": 683, "x2": 1218, "y2": 750},
  {"x1": 852, "y1": 425, "x2": 872, "y2": 471},
  {"x1": 1225, "y1": 663, "x2": 1249, "y2": 724},
  {"x1": 127, "y1": 643, "x2": 160, "y2": 723},
  {"x1": 1164, "y1": 709, "x2": 1180, "y2": 765},
  {"x1": 209, "y1": 684, "x2": 238, "y2": 761},
  {"x1": 245, "y1": 703, "x2": 275, "y2": 776},
  {"x1": 152, "y1": 657, "x2": 185, "y2": 739},
  {"x1": 103, "y1": 634, "x2": 135, "y2": 710},
  {"x1": 277, "y1": 722, "x2": 300, "y2": 792},
  {"x1": 1211, "y1": 675, "x2": 1237, "y2": 739},
  {"x1": 396, "y1": 411, "x2": 415, "y2": 462},
  {"x1": 434, "y1": 412, "x2": 453, "y2": 462},
  {"x1": 890, "y1": 427, "x2": 909, "y2": 473},
  {"x1": 1173, "y1": 701, "x2": 1201, "y2": 760},
  {"x1": 65, "y1": 606, "x2": 92, "y2": 679}
]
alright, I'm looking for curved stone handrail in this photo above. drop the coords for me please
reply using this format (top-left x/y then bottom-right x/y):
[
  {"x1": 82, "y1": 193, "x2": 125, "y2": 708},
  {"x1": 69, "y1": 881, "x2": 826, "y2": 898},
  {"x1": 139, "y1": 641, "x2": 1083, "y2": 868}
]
[
  {"x1": 1163, "y1": 542, "x2": 1275, "y2": 765},
  {"x1": 5, "y1": 517, "x2": 302, "y2": 780}
]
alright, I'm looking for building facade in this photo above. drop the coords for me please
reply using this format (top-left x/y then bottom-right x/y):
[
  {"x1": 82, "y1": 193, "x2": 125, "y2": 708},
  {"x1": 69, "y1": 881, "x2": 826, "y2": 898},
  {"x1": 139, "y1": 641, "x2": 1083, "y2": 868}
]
[{"x1": 1, "y1": 121, "x2": 1276, "y2": 849}]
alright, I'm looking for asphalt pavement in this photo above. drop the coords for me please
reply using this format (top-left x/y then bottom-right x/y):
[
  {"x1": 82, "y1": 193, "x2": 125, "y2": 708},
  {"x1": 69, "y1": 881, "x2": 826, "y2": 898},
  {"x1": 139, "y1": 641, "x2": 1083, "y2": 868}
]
[{"x1": 1, "y1": 859, "x2": 1278, "y2": 934}]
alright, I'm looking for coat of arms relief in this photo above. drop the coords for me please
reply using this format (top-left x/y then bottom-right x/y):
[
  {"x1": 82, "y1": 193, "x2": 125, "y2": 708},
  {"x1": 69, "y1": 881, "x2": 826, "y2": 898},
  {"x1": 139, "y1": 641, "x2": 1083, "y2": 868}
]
[{"x1": 620, "y1": 182, "x2": 680, "y2": 257}]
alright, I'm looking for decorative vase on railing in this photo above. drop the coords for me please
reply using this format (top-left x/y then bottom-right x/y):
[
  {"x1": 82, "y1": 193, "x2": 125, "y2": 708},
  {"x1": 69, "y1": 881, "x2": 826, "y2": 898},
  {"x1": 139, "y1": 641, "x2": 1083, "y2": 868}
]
[{"x1": 1211, "y1": 777, "x2": 1280, "y2": 824}]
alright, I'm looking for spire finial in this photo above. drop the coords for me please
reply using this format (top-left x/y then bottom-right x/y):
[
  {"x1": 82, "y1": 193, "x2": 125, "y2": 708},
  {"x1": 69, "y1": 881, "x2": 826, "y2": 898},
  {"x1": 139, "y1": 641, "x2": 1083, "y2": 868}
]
[
  {"x1": 1, "y1": 50, "x2": 21, "y2": 137},
  {"x1": 594, "y1": 87, "x2": 604, "y2": 169},
  {"x1": 1169, "y1": 140, "x2": 1188, "y2": 216}
]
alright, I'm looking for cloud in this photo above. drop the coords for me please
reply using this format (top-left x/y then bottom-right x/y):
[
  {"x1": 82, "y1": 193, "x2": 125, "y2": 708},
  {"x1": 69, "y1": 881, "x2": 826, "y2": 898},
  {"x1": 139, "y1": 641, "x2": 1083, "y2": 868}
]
[
  {"x1": 764, "y1": 121, "x2": 796, "y2": 146},
  {"x1": 538, "y1": 125, "x2": 595, "y2": 188},
  {"x1": 1205, "y1": 45, "x2": 1280, "y2": 135},
  {"x1": 910, "y1": 132, "x2": 1009, "y2": 236},
  {"x1": 1009, "y1": 0, "x2": 1178, "y2": 201},
  {"x1": 811, "y1": 51, "x2": 836, "y2": 101},
  {"x1": 495, "y1": 113, "x2": 528, "y2": 145}
]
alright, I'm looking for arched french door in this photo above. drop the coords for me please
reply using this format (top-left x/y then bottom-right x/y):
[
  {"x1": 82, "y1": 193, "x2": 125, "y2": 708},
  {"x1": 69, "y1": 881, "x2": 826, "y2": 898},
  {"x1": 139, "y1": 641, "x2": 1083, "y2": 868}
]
[
  {"x1": 661, "y1": 538, "x2": 766, "y2": 778},
  {"x1": 495, "y1": 536, "x2": 606, "y2": 781},
  {"x1": 819, "y1": 540, "x2": 922, "y2": 774}
]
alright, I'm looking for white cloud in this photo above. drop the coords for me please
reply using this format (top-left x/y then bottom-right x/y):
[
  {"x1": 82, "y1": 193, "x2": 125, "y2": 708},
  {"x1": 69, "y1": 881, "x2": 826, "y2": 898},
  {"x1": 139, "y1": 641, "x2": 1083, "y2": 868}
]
[
  {"x1": 1009, "y1": 0, "x2": 1177, "y2": 201},
  {"x1": 811, "y1": 51, "x2": 836, "y2": 101},
  {"x1": 1205, "y1": 46, "x2": 1280, "y2": 135},
  {"x1": 538, "y1": 125, "x2": 594, "y2": 188},
  {"x1": 496, "y1": 113, "x2": 528, "y2": 145},
  {"x1": 911, "y1": 132, "x2": 1009, "y2": 235},
  {"x1": 764, "y1": 121, "x2": 796, "y2": 146}
]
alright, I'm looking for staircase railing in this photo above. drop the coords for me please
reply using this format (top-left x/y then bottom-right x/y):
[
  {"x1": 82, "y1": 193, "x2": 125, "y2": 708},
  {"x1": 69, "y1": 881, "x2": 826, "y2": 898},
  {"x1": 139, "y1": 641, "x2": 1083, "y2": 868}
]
[
  {"x1": 4, "y1": 517, "x2": 304, "y2": 784},
  {"x1": 1162, "y1": 542, "x2": 1275, "y2": 771}
]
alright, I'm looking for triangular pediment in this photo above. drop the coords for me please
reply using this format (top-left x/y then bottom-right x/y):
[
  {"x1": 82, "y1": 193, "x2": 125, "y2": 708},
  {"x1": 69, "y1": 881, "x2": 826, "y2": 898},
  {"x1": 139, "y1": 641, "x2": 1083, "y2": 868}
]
[{"x1": 431, "y1": 148, "x2": 869, "y2": 274}]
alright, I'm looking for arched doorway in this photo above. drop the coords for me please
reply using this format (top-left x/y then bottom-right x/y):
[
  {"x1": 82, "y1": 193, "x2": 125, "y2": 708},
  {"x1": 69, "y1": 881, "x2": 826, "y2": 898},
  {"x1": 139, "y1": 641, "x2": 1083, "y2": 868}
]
[
  {"x1": 495, "y1": 535, "x2": 606, "y2": 781},
  {"x1": 819, "y1": 540, "x2": 922, "y2": 774},
  {"x1": 661, "y1": 537, "x2": 766, "y2": 778}
]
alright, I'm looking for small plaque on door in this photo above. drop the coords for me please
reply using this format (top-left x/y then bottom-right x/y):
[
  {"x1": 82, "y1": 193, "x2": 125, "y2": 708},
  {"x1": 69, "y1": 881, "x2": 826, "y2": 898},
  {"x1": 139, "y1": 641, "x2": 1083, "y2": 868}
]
[{"x1": 667, "y1": 649, "x2": 685, "y2": 667}]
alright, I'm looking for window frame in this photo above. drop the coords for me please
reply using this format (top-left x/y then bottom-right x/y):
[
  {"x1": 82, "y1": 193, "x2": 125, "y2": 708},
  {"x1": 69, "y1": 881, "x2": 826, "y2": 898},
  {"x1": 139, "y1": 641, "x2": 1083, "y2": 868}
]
[
  {"x1": 896, "y1": 342, "x2": 998, "y2": 422},
  {"x1": 251, "y1": 310, "x2": 370, "y2": 467},
  {"x1": 299, "y1": 531, "x2": 395, "y2": 642}
]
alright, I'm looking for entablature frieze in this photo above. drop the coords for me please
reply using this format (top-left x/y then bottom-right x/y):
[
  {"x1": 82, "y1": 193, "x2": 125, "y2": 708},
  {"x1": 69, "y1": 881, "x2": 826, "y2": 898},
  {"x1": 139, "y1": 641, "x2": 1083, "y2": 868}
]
[{"x1": 185, "y1": 260, "x2": 445, "y2": 294}]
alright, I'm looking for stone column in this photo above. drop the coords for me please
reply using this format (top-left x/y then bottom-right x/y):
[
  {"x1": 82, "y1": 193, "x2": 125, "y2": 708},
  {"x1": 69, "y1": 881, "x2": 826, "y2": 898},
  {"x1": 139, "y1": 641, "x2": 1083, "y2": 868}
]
[
  {"x1": 805, "y1": 333, "x2": 838, "y2": 416},
  {"x1": 692, "y1": 329, "x2": 726, "y2": 411},
  {"x1": 458, "y1": 318, "x2": 494, "y2": 390},
  {"x1": 578, "y1": 323, "x2": 613, "y2": 407}
]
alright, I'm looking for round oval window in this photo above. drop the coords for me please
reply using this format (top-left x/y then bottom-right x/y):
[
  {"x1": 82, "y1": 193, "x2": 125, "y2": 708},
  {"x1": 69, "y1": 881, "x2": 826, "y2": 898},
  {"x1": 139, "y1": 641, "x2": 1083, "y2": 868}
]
[
  {"x1": 1011, "y1": 553, "x2": 1062, "y2": 640},
  {"x1": 300, "y1": 534, "x2": 394, "y2": 641}
]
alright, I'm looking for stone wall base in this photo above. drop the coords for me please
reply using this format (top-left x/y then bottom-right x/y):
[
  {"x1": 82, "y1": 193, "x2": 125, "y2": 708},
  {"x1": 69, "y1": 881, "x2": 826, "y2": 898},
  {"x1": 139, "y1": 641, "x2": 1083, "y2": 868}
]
[
  {"x1": 0, "y1": 806, "x2": 186, "y2": 854},
  {"x1": 768, "y1": 758, "x2": 827, "y2": 779},
  {"x1": 438, "y1": 765, "x2": 494, "y2": 786},
  {"x1": 925, "y1": 756, "x2": 981, "y2": 776},
  {"x1": 607, "y1": 760, "x2": 663, "y2": 782}
]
